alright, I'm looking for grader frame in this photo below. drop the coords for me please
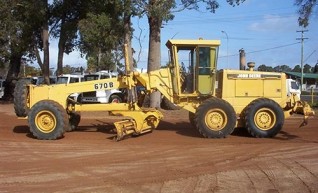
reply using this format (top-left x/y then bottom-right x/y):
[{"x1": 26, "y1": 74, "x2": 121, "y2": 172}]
[{"x1": 14, "y1": 39, "x2": 315, "y2": 140}]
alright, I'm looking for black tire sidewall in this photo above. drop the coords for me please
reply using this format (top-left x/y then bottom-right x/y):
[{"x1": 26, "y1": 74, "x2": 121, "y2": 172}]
[
  {"x1": 245, "y1": 98, "x2": 284, "y2": 138},
  {"x1": 195, "y1": 98, "x2": 236, "y2": 138},
  {"x1": 28, "y1": 101, "x2": 66, "y2": 140},
  {"x1": 13, "y1": 79, "x2": 30, "y2": 117}
]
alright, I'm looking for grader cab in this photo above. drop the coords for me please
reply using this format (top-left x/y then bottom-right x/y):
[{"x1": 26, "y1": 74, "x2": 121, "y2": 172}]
[{"x1": 14, "y1": 39, "x2": 315, "y2": 141}]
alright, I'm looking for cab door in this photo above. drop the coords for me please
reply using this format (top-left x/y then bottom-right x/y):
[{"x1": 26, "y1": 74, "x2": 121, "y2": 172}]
[{"x1": 197, "y1": 47, "x2": 217, "y2": 95}]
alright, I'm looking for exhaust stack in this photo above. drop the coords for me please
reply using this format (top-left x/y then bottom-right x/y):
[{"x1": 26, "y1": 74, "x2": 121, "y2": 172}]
[{"x1": 239, "y1": 49, "x2": 246, "y2": 70}]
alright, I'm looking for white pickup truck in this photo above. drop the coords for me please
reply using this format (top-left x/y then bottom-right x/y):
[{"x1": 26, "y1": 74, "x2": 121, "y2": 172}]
[
  {"x1": 78, "y1": 71, "x2": 125, "y2": 103},
  {"x1": 56, "y1": 74, "x2": 84, "y2": 101}
]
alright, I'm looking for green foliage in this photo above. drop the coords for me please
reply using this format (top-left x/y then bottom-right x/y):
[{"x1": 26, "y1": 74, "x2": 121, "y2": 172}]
[
  {"x1": 20, "y1": 64, "x2": 41, "y2": 77},
  {"x1": 292, "y1": 65, "x2": 301, "y2": 72},
  {"x1": 78, "y1": 1, "x2": 124, "y2": 71},
  {"x1": 273, "y1": 65, "x2": 292, "y2": 72},
  {"x1": 62, "y1": 65, "x2": 83, "y2": 74},
  {"x1": 303, "y1": 64, "x2": 312, "y2": 73},
  {"x1": 257, "y1": 64, "x2": 274, "y2": 72},
  {"x1": 257, "y1": 63, "x2": 317, "y2": 73},
  {"x1": 314, "y1": 64, "x2": 318, "y2": 73},
  {"x1": 86, "y1": 50, "x2": 123, "y2": 72},
  {"x1": 295, "y1": 0, "x2": 317, "y2": 27},
  {"x1": 50, "y1": 0, "x2": 81, "y2": 55}
]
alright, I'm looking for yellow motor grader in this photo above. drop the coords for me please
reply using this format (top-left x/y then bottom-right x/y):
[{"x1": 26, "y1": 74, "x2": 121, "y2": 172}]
[{"x1": 14, "y1": 39, "x2": 315, "y2": 140}]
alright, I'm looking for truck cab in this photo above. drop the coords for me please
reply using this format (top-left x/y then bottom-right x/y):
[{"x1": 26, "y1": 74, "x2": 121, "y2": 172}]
[
  {"x1": 286, "y1": 79, "x2": 301, "y2": 99},
  {"x1": 166, "y1": 39, "x2": 220, "y2": 98}
]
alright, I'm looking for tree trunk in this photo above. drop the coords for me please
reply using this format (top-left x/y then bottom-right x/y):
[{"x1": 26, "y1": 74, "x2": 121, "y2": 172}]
[
  {"x1": 57, "y1": 41, "x2": 64, "y2": 76},
  {"x1": 34, "y1": 46, "x2": 44, "y2": 71},
  {"x1": 57, "y1": 16, "x2": 67, "y2": 76},
  {"x1": 42, "y1": 26, "x2": 50, "y2": 84},
  {"x1": 42, "y1": 0, "x2": 50, "y2": 84},
  {"x1": 147, "y1": 15, "x2": 162, "y2": 108},
  {"x1": 3, "y1": 51, "x2": 22, "y2": 101},
  {"x1": 123, "y1": 1, "x2": 134, "y2": 70}
]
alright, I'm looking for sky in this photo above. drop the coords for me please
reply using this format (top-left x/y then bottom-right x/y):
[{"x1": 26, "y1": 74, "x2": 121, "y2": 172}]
[{"x1": 49, "y1": 0, "x2": 318, "y2": 71}]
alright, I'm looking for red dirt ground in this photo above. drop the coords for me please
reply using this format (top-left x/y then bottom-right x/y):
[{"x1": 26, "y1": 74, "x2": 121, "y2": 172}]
[{"x1": 0, "y1": 103, "x2": 317, "y2": 193}]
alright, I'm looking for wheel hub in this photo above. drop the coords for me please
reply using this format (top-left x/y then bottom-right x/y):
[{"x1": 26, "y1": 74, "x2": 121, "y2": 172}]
[
  {"x1": 205, "y1": 109, "x2": 227, "y2": 131},
  {"x1": 35, "y1": 111, "x2": 56, "y2": 133},
  {"x1": 255, "y1": 108, "x2": 276, "y2": 131}
]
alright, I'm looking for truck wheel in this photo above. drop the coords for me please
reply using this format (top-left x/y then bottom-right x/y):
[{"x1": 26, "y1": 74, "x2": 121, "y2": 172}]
[
  {"x1": 189, "y1": 112, "x2": 196, "y2": 127},
  {"x1": 28, "y1": 100, "x2": 68, "y2": 140},
  {"x1": 66, "y1": 113, "x2": 81, "y2": 132},
  {"x1": 14, "y1": 79, "x2": 31, "y2": 117},
  {"x1": 109, "y1": 94, "x2": 122, "y2": 103},
  {"x1": 195, "y1": 98, "x2": 236, "y2": 138},
  {"x1": 245, "y1": 98, "x2": 284, "y2": 138},
  {"x1": 161, "y1": 97, "x2": 181, "y2": 110}
]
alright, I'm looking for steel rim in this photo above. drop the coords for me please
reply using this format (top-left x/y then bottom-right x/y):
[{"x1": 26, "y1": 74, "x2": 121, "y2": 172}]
[
  {"x1": 254, "y1": 108, "x2": 276, "y2": 131},
  {"x1": 205, "y1": 108, "x2": 227, "y2": 131},
  {"x1": 35, "y1": 110, "x2": 57, "y2": 133}
]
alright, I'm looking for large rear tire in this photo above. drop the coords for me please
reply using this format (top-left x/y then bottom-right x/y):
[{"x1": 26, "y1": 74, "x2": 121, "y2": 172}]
[
  {"x1": 195, "y1": 98, "x2": 236, "y2": 138},
  {"x1": 245, "y1": 98, "x2": 284, "y2": 138},
  {"x1": 28, "y1": 100, "x2": 68, "y2": 140},
  {"x1": 14, "y1": 79, "x2": 31, "y2": 117}
]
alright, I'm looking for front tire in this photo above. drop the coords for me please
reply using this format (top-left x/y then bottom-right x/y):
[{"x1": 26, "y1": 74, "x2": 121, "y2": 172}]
[
  {"x1": 28, "y1": 100, "x2": 68, "y2": 140},
  {"x1": 245, "y1": 98, "x2": 284, "y2": 138},
  {"x1": 195, "y1": 98, "x2": 237, "y2": 138}
]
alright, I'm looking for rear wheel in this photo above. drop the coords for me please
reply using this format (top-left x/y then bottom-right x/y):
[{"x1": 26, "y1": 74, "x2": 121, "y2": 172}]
[
  {"x1": 109, "y1": 94, "x2": 122, "y2": 103},
  {"x1": 14, "y1": 79, "x2": 31, "y2": 117},
  {"x1": 245, "y1": 98, "x2": 284, "y2": 138},
  {"x1": 28, "y1": 100, "x2": 68, "y2": 140},
  {"x1": 195, "y1": 98, "x2": 236, "y2": 138}
]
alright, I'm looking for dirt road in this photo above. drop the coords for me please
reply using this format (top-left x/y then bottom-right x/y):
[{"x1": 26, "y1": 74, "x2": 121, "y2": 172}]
[{"x1": 0, "y1": 103, "x2": 317, "y2": 193}]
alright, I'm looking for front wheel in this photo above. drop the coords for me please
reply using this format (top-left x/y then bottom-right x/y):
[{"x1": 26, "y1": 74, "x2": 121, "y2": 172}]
[
  {"x1": 245, "y1": 98, "x2": 284, "y2": 138},
  {"x1": 195, "y1": 98, "x2": 237, "y2": 138},
  {"x1": 28, "y1": 100, "x2": 68, "y2": 140}
]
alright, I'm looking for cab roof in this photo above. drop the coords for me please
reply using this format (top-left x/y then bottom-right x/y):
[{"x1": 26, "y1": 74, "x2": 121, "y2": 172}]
[{"x1": 166, "y1": 39, "x2": 221, "y2": 48}]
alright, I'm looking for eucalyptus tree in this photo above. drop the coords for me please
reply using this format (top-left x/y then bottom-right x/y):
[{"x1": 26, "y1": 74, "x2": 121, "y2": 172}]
[
  {"x1": 78, "y1": 0, "x2": 125, "y2": 71},
  {"x1": 50, "y1": 0, "x2": 83, "y2": 75},
  {"x1": 0, "y1": 0, "x2": 46, "y2": 99}
]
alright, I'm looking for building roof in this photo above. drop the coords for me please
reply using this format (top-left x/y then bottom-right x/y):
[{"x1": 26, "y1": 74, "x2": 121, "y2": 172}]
[{"x1": 285, "y1": 71, "x2": 318, "y2": 79}]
